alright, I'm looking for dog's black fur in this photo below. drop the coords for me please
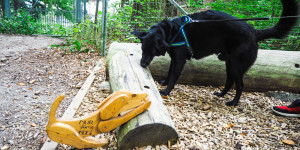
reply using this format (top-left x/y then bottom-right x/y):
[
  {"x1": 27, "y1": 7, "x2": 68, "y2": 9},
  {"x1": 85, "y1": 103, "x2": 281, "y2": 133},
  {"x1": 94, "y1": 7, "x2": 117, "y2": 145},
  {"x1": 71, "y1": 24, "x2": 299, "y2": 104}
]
[{"x1": 132, "y1": 0, "x2": 299, "y2": 106}]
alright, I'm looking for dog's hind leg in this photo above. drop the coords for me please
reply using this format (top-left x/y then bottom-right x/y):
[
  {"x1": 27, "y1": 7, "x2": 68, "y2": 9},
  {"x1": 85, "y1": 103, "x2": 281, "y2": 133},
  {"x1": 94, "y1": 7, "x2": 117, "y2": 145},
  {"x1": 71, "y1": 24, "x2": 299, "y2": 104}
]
[
  {"x1": 225, "y1": 76, "x2": 244, "y2": 106},
  {"x1": 225, "y1": 59, "x2": 244, "y2": 106},
  {"x1": 214, "y1": 60, "x2": 234, "y2": 97},
  {"x1": 225, "y1": 48, "x2": 257, "y2": 106}
]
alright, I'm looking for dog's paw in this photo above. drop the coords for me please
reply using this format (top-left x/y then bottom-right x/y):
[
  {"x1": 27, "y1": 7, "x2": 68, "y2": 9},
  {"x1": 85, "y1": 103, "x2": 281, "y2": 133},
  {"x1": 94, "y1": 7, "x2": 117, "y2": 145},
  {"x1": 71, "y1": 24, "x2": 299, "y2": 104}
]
[
  {"x1": 213, "y1": 92, "x2": 223, "y2": 97},
  {"x1": 225, "y1": 100, "x2": 238, "y2": 106},
  {"x1": 159, "y1": 90, "x2": 169, "y2": 96},
  {"x1": 158, "y1": 80, "x2": 168, "y2": 86}
]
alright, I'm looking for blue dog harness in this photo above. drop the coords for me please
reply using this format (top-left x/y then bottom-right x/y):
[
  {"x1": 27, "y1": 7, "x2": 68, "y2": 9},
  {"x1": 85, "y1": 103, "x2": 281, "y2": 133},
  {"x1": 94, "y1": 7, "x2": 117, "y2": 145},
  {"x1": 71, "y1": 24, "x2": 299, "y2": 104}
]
[{"x1": 170, "y1": 16, "x2": 194, "y2": 57}]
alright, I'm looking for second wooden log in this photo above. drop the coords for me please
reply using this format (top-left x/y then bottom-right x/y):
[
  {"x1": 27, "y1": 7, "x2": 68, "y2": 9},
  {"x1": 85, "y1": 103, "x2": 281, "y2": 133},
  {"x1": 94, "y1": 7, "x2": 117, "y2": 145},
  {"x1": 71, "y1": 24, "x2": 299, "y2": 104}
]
[{"x1": 149, "y1": 49, "x2": 300, "y2": 93}]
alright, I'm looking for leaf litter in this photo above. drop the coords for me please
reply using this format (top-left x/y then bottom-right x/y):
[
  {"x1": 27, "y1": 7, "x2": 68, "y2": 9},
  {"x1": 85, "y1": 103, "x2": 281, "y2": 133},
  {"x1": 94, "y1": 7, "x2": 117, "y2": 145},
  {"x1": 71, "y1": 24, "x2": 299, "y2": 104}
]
[{"x1": 58, "y1": 60, "x2": 300, "y2": 150}]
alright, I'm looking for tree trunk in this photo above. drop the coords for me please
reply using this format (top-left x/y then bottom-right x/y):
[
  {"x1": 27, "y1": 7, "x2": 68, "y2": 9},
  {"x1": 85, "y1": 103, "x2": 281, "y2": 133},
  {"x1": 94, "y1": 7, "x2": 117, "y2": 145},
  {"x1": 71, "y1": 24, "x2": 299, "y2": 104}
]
[{"x1": 107, "y1": 42, "x2": 178, "y2": 149}]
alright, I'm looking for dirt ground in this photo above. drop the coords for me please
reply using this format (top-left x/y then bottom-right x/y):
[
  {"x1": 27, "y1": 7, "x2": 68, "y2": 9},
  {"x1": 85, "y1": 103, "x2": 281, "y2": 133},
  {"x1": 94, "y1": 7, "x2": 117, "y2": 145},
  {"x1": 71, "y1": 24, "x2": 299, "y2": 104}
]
[
  {"x1": 0, "y1": 34, "x2": 101, "y2": 149},
  {"x1": 0, "y1": 34, "x2": 299, "y2": 150}
]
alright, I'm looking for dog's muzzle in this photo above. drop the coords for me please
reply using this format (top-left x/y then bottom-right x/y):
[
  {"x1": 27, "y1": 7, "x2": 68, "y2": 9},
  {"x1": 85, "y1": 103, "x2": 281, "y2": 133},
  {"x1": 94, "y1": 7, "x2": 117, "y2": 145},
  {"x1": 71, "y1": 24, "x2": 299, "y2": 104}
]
[{"x1": 140, "y1": 62, "x2": 148, "y2": 68}]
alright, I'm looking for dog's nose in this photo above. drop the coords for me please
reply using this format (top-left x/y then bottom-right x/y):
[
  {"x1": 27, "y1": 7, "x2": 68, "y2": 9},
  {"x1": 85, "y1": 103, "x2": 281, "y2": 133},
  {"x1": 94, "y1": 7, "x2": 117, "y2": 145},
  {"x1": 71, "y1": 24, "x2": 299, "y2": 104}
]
[{"x1": 140, "y1": 62, "x2": 147, "y2": 68}]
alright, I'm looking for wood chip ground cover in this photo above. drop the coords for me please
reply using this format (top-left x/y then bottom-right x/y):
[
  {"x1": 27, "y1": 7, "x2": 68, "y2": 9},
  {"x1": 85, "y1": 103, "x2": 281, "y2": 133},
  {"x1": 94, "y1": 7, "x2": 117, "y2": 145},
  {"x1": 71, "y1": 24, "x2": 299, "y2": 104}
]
[
  {"x1": 0, "y1": 35, "x2": 299, "y2": 149},
  {"x1": 58, "y1": 58, "x2": 299, "y2": 150}
]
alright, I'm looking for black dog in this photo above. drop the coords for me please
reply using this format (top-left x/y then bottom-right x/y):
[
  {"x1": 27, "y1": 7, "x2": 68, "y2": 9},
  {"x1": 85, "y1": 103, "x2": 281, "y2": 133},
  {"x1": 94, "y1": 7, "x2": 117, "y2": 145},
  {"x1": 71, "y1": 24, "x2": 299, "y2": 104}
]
[{"x1": 132, "y1": 0, "x2": 299, "y2": 106}]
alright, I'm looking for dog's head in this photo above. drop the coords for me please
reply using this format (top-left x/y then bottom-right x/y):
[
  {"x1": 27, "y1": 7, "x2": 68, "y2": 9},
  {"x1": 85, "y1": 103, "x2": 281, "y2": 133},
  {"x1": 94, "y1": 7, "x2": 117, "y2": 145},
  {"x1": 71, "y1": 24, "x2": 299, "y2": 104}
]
[{"x1": 131, "y1": 26, "x2": 169, "y2": 68}]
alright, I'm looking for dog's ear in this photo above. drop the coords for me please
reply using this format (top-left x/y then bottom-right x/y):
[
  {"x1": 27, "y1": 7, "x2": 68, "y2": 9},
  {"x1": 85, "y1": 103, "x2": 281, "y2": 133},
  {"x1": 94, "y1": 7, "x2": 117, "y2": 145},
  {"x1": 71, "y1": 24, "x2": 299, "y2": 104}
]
[
  {"x1": 155, "y1": 38, "x2": 169, "y2": 56},
  {"x1": 131, "y1": 30, "x2": 147, "y2": 41}
]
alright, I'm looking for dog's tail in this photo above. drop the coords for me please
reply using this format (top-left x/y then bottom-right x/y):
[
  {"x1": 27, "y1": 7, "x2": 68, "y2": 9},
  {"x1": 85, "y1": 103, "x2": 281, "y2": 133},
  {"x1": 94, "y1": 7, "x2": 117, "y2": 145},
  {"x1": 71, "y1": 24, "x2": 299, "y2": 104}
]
[{"x1": 256, "y1": 0, "x2": 299, "y2": 41}]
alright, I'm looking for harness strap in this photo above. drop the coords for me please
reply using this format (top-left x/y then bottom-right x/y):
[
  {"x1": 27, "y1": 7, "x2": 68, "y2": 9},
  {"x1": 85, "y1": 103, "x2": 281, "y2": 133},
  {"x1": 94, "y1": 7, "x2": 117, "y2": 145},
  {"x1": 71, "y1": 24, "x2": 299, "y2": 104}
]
[{"x1": 170, "y1": 16, "x2": 194, "y2": 57}]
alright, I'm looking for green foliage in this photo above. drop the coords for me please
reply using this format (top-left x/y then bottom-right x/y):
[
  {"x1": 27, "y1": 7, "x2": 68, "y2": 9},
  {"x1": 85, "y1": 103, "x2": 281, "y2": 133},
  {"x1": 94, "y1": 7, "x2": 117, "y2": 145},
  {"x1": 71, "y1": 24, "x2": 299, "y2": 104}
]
[
  {"x1": 107, "y1": 0, "x2": 165, "y2": 42},
  {"x1": 0, "y1": 10, "x2": 44, "y2": 34},
  {"x1": 43, "y1": 0, "x2": 74, "y2": 10},
  {"x1": 72, "y1": 39, "x2": 82, "y2": 51},
  {"x1": 0, "y1": 11, "x2": 74, "y2": 36},
  {"x1": 0, "y1": 10, "x2": 101, "y2": 53},
  {"x1": 54, "y1": 19, "x2": 103, "y2": 54},
  {"x1": 39, "y1": 0, "x2": 74, "y2": 21},
  {"x1": 72, "y1": 19, "x2": 102, "y2": 53},
  {"x1": 34, "y1": 23, "x2": 73, "y2": 36}
]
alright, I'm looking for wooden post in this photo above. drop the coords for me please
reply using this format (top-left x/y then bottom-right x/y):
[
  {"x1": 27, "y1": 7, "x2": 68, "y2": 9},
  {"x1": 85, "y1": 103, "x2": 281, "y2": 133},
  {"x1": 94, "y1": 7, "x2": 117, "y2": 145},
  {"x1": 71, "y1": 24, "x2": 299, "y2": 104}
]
[{"x1": 107, "y1": 42, "x2": 178, "y2": 150}]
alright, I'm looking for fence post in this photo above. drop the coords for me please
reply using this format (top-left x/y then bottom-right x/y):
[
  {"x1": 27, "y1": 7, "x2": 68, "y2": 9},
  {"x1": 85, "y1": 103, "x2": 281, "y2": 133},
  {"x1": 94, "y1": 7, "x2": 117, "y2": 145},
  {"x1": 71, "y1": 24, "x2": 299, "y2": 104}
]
[
  {"x1": 76, "y1": 0, "x2": 82, "y2": 23},
  {"x1": 84, "y1": 0, "x2": 87, "y2": 20},
  {"x1": 101, "y1": 0, "x2": 108, "y2": 56},
  {"x1": 4, "y1": 0, "x2": 11, "y2": 19}
]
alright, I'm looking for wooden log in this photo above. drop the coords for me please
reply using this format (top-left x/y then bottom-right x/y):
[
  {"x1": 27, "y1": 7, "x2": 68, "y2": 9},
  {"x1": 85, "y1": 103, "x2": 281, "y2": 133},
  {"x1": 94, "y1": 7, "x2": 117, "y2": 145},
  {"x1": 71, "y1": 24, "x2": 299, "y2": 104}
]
[
  {"x1": 107, "y1": 42, "x2": 178, "y2": 150},
  {"x1": 115, "y1": 43, "x2": 299, "y2": 93},
  {"x1": 148, "y1": 48, "x2": 300, "y2": 93}
]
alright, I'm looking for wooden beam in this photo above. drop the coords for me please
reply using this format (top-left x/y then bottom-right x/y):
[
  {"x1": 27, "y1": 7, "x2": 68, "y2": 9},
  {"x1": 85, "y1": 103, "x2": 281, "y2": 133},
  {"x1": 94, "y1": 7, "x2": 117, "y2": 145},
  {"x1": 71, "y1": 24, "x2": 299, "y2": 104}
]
[
  {"x1": 41, "y1": 60, "x2": 104, "y2": 150},
  {"x1": 107, "y1": 42, "x2": 178, "y2": 150}
]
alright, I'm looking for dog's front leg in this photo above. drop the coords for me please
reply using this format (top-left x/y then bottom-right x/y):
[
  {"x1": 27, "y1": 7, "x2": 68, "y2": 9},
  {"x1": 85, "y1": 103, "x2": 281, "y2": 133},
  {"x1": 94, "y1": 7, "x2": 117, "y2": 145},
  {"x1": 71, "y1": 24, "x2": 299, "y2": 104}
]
[
  {"x1": 160, "y1": 59, "x2": 186, "y2": 96},
  {"x1": 158, "y1": 60, "x2": 174, "y2": 86}
]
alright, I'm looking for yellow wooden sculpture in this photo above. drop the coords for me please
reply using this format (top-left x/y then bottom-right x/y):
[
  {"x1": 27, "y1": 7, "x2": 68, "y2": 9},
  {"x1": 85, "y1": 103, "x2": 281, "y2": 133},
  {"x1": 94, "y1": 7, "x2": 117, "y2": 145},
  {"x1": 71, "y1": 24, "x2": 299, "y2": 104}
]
[{"x1": 46, "y1": 90, "x2": 151, "y2": 149}]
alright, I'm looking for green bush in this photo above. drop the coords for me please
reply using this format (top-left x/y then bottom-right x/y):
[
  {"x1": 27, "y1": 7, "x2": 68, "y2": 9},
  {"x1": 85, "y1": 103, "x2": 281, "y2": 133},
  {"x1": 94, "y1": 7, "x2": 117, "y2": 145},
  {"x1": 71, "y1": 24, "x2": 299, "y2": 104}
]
[
  {"x1": 107, "y1": 0, "x2": 166, "y2": 43},
  {"x1": 0, "y1": 10, "x2": 44, "y2": 34},
  {"x1": 55, "y1": 19, "x2": 102, "y2": 54}
]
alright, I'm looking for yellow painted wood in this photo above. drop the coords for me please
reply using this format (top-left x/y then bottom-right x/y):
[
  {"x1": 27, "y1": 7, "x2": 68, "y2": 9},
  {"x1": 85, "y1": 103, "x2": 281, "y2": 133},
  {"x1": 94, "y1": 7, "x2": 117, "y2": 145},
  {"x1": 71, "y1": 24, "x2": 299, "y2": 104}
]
[
  {"x1": 47, "y1": 122, "x2": 108, "y2": 149},
  {"x1": 99, "y1": 94, "x2": 129, "y2": 120},
  {"x1": 98, "y1": 99, "x2": 151, "y2": 133},
  {"x1": 46, "y1": 90, "x2": 150, "y2": 149},
  {"x1": 47, "y1": 94, "x2": 102, "y2": 137},
  {"x1": 46, "y1": 95, "x2": 107, "y2": 148},
  {"x1": 117, "y1": 92, "x2": 148, "y2": 113}
]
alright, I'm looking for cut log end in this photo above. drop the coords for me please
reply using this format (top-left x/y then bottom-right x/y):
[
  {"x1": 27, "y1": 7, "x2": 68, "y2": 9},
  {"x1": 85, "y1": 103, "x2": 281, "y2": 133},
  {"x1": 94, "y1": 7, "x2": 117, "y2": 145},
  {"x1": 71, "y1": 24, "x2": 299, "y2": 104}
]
[{"x1": 118, "y1": 123, "x2": 178, "y2": 150}]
